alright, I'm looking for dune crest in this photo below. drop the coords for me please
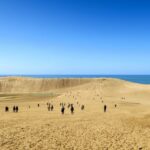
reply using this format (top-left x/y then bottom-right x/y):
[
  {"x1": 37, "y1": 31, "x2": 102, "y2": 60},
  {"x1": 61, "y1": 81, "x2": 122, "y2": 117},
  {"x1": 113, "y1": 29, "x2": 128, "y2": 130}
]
[
  {"x1": 0, "y1": 77, "x2": 150, "y2": 94},
  {"x1": 0, "y1": 77, "x2": 93, "y2": 93}
]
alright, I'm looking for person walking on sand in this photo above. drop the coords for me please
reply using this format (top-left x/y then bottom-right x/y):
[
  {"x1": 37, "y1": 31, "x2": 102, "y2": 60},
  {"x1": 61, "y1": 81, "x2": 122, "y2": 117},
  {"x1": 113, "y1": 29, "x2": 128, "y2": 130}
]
[
  {"x1": 70, "y1": 105, "x2": 74, "y2": 114},
  {"x1": 13, "y1": 106, "x2": 16, "y2": 112},
  {"x1": 16, "y1": 106, "x2": 19, "y2": 112},
  {"x1": 61, "y1": 106, "x2": 65, "y2": 114},
  {"x1": 104, "y1": 105, "x2": 107, "y2": 112},
  {"x1": 5, "y1": 106, "x2": 9, "y2": 112},
  {"x1": 51, "y1": 105, "x2": 54, "y2": 111},
  {"x1": 48, "y1": 105, "x2": 51, "y2": 111},
  {"x1": 81, "y1": 105, "x2": 84, "y2": 110}
]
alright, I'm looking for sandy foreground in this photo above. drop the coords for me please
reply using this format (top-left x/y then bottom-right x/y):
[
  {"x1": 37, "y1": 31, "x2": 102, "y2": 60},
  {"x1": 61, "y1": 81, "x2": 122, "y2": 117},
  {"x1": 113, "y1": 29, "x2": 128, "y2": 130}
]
[{"x1": 0, "y1": 77, "x2": 150, "y2": 150}]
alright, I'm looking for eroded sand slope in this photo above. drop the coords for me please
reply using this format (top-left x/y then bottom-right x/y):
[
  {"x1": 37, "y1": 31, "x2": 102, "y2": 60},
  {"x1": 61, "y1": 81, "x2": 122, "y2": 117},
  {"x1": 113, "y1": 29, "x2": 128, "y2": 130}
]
[{"x1": 0, "y1": 77, "x2": 92, "y2": 93}]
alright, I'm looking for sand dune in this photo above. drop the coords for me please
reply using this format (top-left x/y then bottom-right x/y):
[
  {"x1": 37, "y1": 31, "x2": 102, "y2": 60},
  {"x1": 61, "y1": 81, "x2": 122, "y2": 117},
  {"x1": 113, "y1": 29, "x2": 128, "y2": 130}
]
[
  {"x1": 0, "y1": 77, "x2": 150, "y2": 93},
  {"x1": 0, "y1": 77, "x2": 150, "y2": 150},
  {"x1": 0, "y1": 77, "x2": 92, "y2": 93}
]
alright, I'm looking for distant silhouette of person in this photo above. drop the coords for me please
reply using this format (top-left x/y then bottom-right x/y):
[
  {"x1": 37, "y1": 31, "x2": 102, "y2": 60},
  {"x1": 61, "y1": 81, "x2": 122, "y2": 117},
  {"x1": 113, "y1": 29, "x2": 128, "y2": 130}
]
[
  {"x1": 71, "y1": 105, "x2": 74, "y2": 114},
  {"x1": 16, "y1": 106, "x2": 19, "y2": 112},
  {"x1": 13, "y1": 106, "x2": 16, "y2": 112},
  {"x1": 5, "y1": 106, "x2": 9, "y2": 112},
  {"x1": 51, "y1": 105, "x2": 54, "y2": 111},
  {"x1": 38, "y1": 104, "x2": 40, "y2": 107},
  {"x1": 48, "y1": 105, "x2": 50, "y2": 111},
  {"x1": 68, "y1": 103, "x2": 70, "y2": 108},
  {"x1": 81, "y1": 105, "x2": 84, "y2": 110},
  {"x1": 61, "y1": 106, "x2": 65, "y2": 114},
  {"x1": 104, "y1": 105, "x2": 107, "y2": 112},
  {"x1": 115, "y1": 104, "x2": 117, "y2": 108}
]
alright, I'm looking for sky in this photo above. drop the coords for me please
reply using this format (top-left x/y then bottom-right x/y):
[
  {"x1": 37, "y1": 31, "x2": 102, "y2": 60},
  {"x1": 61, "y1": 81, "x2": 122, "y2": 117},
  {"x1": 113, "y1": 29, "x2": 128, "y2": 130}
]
[{"x1": 0, "y1": 0, "x2": 150, "y2": 75}]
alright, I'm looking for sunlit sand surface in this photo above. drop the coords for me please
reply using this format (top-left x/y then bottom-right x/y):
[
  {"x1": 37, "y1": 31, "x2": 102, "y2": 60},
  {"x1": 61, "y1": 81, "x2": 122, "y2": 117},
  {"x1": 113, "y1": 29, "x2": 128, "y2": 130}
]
[{"x1": 0, "y1": 77, "x2": 150, "y2": 150}]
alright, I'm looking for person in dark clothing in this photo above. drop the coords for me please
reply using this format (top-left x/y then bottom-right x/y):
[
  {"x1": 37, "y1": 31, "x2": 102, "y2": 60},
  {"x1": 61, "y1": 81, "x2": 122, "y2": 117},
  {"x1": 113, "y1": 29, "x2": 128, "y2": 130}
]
[
  {"x1": 61, "y1": 106, "x2": 65, "y2": 114},
  {"x1": 5, "y1": 106, "x2": 9, "y2": 112},
  {"x1": 104, "y1": 105, "x2": 107, "y2": 112},
  {"x1": 51, "y1": 105, "x2": 53, "y2": 111},
  {"x1": 48, "y1": 105, "x2": 51, "y2": 111},
  {"x1": 16, "y1": 106, "x2": 19, "y2": 112},
  {"x1": 13, "y1": 106, "x2": 16, "y2": 112},
  {"x1": 81, "y1": 105, "x2": 84, "y2": 110},
  {"x1": 51, "y1": 105, "x2": 54, "y2": 111},
  {"x1": 70, "y1": 105, "x2": 74, "y2": 114}
]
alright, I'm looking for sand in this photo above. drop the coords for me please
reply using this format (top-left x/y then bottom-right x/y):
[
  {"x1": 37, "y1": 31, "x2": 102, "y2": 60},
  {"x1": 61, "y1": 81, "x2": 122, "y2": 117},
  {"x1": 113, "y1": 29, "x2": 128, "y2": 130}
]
[{"x1": 0, "y1": 77, "x2": 150, "y2": 150}]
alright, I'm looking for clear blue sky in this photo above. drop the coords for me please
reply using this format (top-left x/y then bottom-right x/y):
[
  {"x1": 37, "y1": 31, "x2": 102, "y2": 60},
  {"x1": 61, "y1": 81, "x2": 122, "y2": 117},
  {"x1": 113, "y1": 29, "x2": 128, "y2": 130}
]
[{"x1": 0, "y1": 0, "x2": 150, "y2": 75}]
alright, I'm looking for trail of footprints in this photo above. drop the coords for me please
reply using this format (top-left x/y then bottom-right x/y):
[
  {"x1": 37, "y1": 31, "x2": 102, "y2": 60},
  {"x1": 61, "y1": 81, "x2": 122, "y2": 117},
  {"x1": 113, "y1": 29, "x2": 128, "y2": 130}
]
[{"x1": 0, "y1": 84, "x2": 150, "y2": 150}]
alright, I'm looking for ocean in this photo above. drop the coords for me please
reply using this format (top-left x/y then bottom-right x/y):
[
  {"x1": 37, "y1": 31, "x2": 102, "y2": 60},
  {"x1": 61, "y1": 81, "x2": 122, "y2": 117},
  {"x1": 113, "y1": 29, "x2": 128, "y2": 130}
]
[{"x1": 0, "y1": 75, "x2": 150, "y2": 84}]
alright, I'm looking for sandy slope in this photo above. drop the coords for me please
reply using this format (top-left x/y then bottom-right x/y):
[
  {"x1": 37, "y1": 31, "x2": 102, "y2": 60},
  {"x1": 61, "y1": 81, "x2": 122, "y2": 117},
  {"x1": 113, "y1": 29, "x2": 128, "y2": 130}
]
[
  {"x1": 0, "y1": 77, "x2": 150, "y2": 150},
  {"x1": 0, "y1": 77, "x2": 92, "y2": 93}
]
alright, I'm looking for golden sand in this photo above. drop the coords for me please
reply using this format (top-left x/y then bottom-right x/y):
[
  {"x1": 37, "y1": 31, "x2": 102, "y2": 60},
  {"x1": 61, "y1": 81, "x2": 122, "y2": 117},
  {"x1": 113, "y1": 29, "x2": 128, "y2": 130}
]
[{"x1": 0, "y1": 77, "x2": 150, "y2": 150}]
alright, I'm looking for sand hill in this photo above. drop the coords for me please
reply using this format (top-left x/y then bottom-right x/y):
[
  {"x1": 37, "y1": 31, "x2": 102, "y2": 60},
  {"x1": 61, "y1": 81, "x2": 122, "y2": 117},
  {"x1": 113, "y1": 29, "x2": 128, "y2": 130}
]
[
  {"x1": 0, "y1": 77, "x2": 150, "y2": 149},
  {"x1": 0, "y1": 77, "x2": 150, "y2": 93},
  {"x1": 0, "y1": 77, "x2": 92, "y2": 93}
]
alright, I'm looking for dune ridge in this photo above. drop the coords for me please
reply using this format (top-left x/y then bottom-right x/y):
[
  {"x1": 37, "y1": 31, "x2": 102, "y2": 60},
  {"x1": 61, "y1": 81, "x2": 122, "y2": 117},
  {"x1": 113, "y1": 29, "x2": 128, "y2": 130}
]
[
  {"x1": 0, "y1": 77, "x2": 93, "y2": 93},
  {"x1": 0, "y1": 77, "x2": 150, "y2": 93}
]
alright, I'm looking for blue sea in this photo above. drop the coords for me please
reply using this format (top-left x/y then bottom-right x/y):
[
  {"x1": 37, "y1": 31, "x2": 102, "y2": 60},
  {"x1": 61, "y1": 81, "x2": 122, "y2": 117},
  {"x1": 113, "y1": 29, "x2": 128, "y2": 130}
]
[{"x1": 0, "y1": 75, "x2": 150, "y2": 84}]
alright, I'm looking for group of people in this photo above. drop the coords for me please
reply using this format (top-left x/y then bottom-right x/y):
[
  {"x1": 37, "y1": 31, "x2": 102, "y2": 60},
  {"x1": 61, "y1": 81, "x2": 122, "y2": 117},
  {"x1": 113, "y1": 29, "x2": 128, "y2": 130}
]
[
  {"x1": 60, "y1": 103, "x2": 74, "y2": 114},
  {"x1": 47, "y1": 103, "x2": 54, "y2": 111},
  {"x1": 4, "y1": 99, "x2": 118, "y2": 114},
  {"x1": 5, "y1": 106, "x2": 19, "y2": 112},
  {"x1": 59, "y1": 102, "x2": 85, "y2": 115}
]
